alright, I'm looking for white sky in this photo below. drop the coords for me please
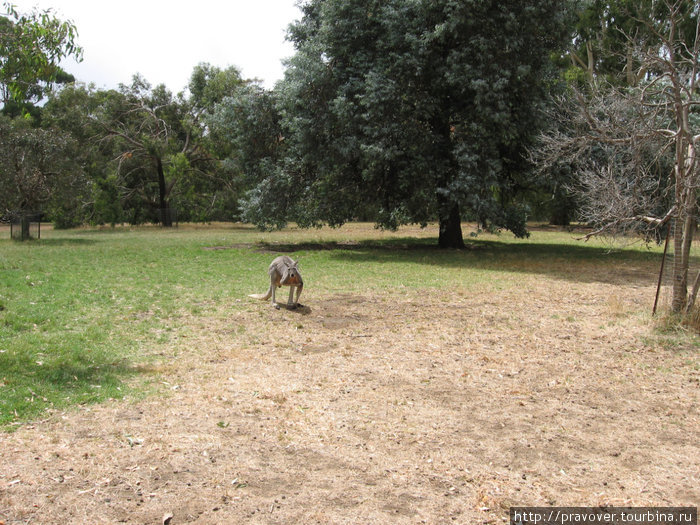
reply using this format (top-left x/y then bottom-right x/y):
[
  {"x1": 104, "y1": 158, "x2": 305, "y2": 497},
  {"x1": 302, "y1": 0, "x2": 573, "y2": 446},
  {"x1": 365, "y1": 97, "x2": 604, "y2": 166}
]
[{"x1": 10, "y1": 0, "x2": 302, "y2": 92}]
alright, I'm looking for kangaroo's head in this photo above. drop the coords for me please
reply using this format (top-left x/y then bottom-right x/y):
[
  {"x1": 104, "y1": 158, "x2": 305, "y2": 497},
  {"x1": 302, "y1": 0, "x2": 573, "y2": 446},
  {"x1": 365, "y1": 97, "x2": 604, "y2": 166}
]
[{"x1": 281, "y1": 260, "x2": 301, "y2": 285}]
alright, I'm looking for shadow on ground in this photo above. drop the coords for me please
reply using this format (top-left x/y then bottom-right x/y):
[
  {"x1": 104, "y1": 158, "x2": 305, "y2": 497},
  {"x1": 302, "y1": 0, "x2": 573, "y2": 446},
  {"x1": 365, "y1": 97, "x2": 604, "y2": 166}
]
[{"x1": 236, "y1": 237, "x2": 668, "y2": 287}]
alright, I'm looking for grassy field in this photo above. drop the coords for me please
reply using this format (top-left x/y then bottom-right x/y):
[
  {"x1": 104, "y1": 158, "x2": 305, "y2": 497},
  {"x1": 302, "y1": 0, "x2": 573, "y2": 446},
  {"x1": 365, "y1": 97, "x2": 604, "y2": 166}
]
[
  {"x1": 1, "y1": 222, "x2": 699, "y2": 524},
  {"x1": 0, "y1": 222, "x2": 684, "y2": 428}
]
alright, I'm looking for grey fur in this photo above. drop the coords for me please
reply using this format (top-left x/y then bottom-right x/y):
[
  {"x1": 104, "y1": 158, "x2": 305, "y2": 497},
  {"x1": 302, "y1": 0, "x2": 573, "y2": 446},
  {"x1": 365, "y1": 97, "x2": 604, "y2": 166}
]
[{"x1": 249, "y1": 256, "x2": 304, "y2": 309}]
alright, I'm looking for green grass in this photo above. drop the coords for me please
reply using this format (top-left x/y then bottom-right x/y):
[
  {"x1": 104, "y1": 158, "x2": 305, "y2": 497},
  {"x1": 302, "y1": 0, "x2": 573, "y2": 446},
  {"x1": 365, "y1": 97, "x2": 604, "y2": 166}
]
[{"x1": 0, "y1": 222, "x2": 685, "y2": 428}]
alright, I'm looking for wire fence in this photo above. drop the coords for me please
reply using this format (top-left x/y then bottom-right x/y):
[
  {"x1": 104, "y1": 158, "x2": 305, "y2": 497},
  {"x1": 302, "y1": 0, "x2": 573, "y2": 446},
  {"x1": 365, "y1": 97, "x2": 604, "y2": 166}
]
[
  {"x1": 653, "y1": 219, "x2": 700, "y2": 315},
  {"x1": 9, "y1": 212, "x2": 42, "y2": 241}
]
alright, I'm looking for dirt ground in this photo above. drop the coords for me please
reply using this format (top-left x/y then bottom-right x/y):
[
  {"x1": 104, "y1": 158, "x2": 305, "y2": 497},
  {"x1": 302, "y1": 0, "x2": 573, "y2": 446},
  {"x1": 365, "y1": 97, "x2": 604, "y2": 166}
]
[{"x1": 1, "y1": 262, "x2": 699, "y2": 524}]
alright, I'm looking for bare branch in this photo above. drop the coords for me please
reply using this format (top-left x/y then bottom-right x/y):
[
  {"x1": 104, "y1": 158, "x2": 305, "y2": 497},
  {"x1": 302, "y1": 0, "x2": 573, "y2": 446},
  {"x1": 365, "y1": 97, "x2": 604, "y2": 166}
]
[{"x1": 534, "y1": 0, "x2": 700, "y2": 311}]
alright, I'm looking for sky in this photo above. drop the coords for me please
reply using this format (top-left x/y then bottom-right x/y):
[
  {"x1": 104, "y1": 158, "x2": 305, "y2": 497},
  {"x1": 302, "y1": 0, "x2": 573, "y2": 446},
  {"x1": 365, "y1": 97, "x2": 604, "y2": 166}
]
[{"x1": 10, "y1": 0, "x2": 303, "y2": 92}]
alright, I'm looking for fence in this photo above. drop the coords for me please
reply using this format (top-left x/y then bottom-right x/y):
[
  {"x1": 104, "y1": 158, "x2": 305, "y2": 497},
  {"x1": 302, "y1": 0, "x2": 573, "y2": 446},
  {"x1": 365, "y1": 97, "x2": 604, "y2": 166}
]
[
  {"x1": 9, "y1": 212, "x2": 42, "y2": 241},
  {"x1": 653, "y1": 219, "x2": 700, "y2": 315}
]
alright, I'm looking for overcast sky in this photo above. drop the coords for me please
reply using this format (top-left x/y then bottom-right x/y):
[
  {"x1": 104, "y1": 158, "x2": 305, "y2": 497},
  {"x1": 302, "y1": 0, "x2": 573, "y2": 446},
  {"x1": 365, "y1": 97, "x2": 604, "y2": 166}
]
[{"x1": 10, "y1": 0, "x2": 303, "y2": 92}]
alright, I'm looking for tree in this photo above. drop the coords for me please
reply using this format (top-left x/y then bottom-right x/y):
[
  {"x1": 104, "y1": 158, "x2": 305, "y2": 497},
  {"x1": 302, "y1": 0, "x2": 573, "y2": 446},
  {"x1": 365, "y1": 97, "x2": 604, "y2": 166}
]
[
  {"x1": 91, "y1": 75, "x2": 221, "y2": 226},
  {"x1": 240, "y1": 0, "x2": 573, "y2": 247},
  {"x1": 0, "y1": 3, "x2": 84, "y2": 230},
  {"x1": 42, "y1": 83, "x2": 122, "y2": 226},
  {"x1": 535, "y1": 0, "x2": 700, "y2": 313},
  {"x1": 0, "y1": 2, "x2": 82, "y2": 115},
  {"x1": 39, "y1": 65, "x2": 248, "y2": 228},
  {"x1": 187, "y1": 62, "x2": 246, "y2": 124},
  {"x1": 535, "y1": 1, "x2": 700, "y2": 227},
  {"x1": 207, "y1": 82, "x2": 285, "y2": 224},
  {"x1": 0, "y1": 114, "x2": 83, "y2": 226},
  {"x1": 183, "y1": 63, "x2": 255, "y2": 220},
  {"x1": 562, "y1": 0, "x2": 699, "y2": 87}
]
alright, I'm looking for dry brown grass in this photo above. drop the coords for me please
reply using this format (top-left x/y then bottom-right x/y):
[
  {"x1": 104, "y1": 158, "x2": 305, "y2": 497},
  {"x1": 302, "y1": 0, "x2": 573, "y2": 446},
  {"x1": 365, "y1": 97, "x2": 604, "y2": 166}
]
[{"x1": 1, "y1": 227, "x2": 699, "y2": 524}]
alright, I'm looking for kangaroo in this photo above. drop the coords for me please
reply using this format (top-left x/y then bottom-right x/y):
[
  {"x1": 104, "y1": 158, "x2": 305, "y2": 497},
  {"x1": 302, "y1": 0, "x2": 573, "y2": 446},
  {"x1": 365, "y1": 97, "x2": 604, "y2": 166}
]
[{"x1": 249, "y1": 256, "x2": 304, "y2": 309}]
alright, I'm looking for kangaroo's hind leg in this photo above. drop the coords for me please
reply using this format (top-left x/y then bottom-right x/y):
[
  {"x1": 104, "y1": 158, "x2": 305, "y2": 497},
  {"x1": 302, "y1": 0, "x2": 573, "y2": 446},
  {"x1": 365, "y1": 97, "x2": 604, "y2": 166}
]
[
  {"x1": 271, "y1": 282, "x2": 281, "y2": 309},
  {"x1": 294, "y1": 284, "x2": 303, "y2": 308}
]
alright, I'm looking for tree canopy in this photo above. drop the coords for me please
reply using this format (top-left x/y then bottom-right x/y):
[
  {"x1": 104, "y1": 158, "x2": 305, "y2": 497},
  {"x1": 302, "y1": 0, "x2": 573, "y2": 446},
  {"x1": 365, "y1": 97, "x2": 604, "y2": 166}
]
[
  {"x1": 236, "y1": 0, "x2": 573, "y2": 247},
  {"x1": 562, "y1": 0, "x2": 698, "y2": 87},
  {"x1": 0, "y1": 2, "x2": 82, "y2": 115},
  {"x1": 0, "y1": 114, "x2": 83, "y2": 218}
]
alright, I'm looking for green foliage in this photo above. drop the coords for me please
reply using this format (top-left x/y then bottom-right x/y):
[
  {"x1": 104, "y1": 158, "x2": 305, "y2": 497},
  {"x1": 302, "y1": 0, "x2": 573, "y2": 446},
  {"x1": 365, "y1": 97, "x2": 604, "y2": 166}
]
[
  {"x1": 0, "y1": 2, "x2": 82, "y2": 113},
  {"x1": 42, "y1": 83, "x2": 119, "y2": 226},
  {"x1": 561, "y1": 0, "x2": 698, "y2": 87},
  {"x1": 187, "y1": 62, "x2": 245, "y2": 122},
  {"x1": 79, "y1": 76, "x2": 227, "y2": 225},
  {"x1": 0, "y1": 114, "x2": 85, "y2": 221},
  {"x1": 207, "y1": 82, "x2": 285, "y2": 223},
  {"x1": 241, "y1": 0, "x2": 574, "y2": 247},
  {"x1": 0, "y1": 4, "x2": 85, "y2": 225},
  {"x1": 37, "y1": 66, "x2": 254, "y2": 228}
]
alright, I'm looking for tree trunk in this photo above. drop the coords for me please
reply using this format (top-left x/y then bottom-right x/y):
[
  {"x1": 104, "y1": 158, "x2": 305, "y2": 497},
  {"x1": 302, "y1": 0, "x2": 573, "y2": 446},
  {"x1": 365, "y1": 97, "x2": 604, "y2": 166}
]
[
  {"x1": 671, "y1": 218, "x2": 687, "y2": 313},
  {"x1": 21, "y1": 215, "x2": 31, "y2": 240},
  {"x1": 586, "y1": 41, "x2": 595, "y2": 84},
  {"x1": 155, "y1": 157, "x2": 173, "y2": 227},
  {"x1": 438, "y1": 201, "x2": 465, "y2": 249},
  {"x1": 430, "y1": 111, "x2": 464, "y2": 249},
  {"x1": 685, "y1": 268, "x2": 700, "y2": 313},
  {"x1": 670, "y1": 137, "x2": 698, "y2": 312},
  {"x1": 549, "y1": 207, "x2": 571, "y2": 227},
  {"x1": 671, "y1": 211, "x2": 694, "y2": 313}
]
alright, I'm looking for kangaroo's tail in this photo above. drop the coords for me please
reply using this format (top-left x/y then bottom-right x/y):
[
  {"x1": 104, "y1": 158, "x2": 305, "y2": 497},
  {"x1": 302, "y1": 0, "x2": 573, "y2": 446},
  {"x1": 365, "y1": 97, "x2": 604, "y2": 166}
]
[{"x1": 248, "y1": 286, "x2": 272, "y2": 301}]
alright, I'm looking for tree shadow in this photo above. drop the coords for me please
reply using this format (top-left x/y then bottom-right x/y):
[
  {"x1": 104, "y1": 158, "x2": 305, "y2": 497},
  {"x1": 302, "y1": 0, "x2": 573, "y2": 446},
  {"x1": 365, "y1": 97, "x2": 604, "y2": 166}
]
[
  {"x1": 254, "y1": 240, "x2": 366, "y2": 253},
  {"x1": 0, "y1": 351, "x2": 150, "y2": 427},
  {"x1": 29, "y1": 238, "x2": 100, "y2": 246},
  {"x1": 253, "y1": 237, "x2": 670, "y2": 287}
]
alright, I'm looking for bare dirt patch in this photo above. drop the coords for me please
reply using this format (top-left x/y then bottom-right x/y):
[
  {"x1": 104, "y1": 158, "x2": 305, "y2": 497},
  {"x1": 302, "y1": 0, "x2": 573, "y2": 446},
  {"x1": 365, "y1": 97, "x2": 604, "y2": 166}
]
[{"x1": 1, "y1": 273, "x2": 698, "y2": 524}]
